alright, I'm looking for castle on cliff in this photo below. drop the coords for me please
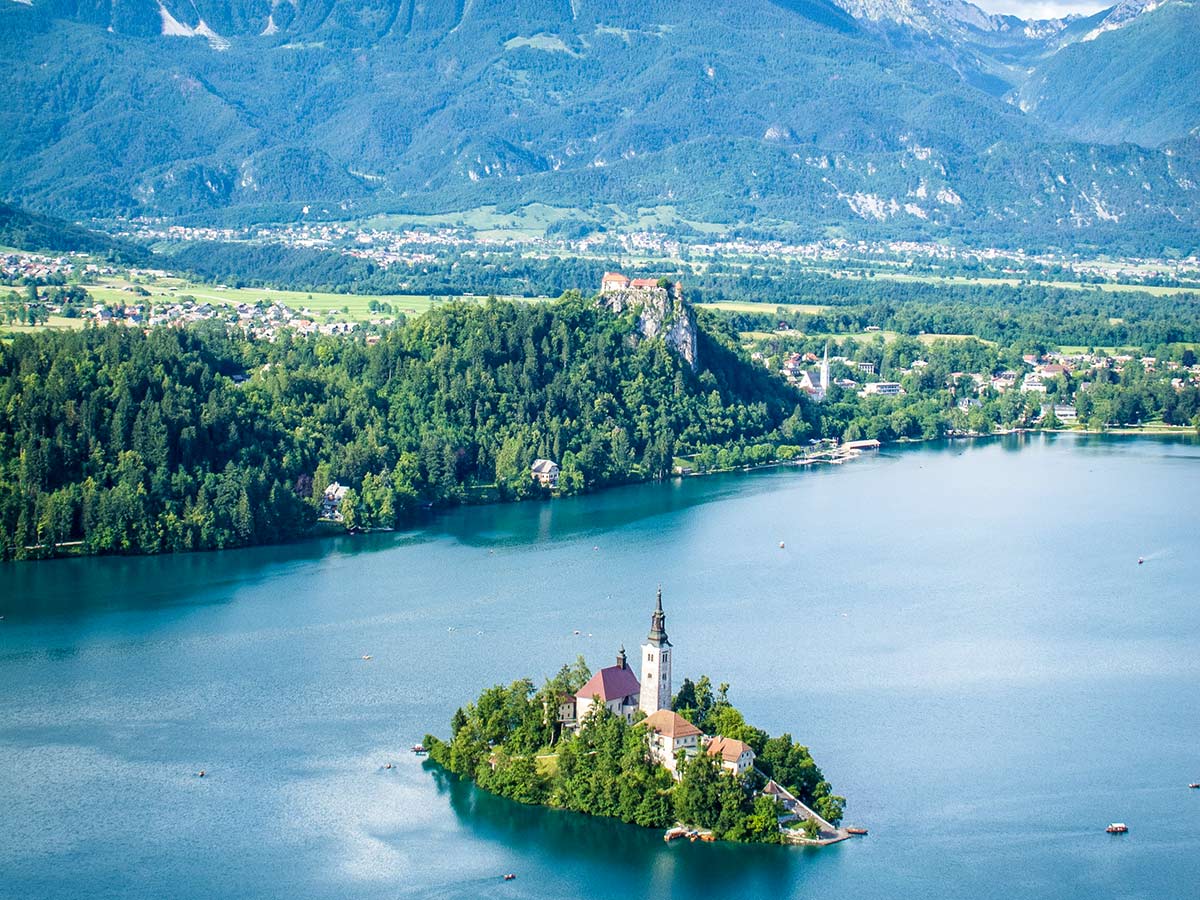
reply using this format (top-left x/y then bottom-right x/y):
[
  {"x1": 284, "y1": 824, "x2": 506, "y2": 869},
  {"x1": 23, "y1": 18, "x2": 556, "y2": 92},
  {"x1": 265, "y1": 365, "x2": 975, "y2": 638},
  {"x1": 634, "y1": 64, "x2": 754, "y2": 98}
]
[{"x1": 597, "y1": 272, "x2": 698, "y2": 370}]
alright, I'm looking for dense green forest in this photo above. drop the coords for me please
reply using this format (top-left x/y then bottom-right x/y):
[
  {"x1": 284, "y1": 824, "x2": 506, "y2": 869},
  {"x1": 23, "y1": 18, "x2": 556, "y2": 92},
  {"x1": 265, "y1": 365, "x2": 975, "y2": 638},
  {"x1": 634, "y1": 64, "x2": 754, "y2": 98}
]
[
  {"x1": 4, "y1": 282, "x2": 1198, "y2": 559},
  {"x1": 0, "y1": 294, "x2": 809, "y2": 559},
  {"x1": 424, "y1": 662, "x2": 842, "y2": 842}
]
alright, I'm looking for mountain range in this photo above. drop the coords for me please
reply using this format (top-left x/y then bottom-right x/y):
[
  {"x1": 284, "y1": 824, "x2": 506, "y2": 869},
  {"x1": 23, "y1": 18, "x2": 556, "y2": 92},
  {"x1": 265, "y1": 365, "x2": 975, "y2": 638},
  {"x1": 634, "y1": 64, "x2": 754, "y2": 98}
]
[{"x1": 1, "y1": 0, "x2": 1197, "y2": 251}]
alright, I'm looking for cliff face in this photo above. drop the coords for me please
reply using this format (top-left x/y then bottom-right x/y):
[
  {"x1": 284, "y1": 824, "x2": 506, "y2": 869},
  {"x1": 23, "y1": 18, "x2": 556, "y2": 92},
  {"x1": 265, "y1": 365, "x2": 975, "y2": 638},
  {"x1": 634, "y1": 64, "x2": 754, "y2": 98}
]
[{"x1": 599, "y1": 282, "x2": 698, "y2": 370}]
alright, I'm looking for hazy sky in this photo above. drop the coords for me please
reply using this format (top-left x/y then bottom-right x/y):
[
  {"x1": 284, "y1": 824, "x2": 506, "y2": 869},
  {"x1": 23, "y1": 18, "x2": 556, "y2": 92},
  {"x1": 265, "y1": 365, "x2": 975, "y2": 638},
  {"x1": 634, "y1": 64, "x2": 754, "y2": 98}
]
[{"x1": 972, "y1": 0, "x2": 1112, "y2": 18}]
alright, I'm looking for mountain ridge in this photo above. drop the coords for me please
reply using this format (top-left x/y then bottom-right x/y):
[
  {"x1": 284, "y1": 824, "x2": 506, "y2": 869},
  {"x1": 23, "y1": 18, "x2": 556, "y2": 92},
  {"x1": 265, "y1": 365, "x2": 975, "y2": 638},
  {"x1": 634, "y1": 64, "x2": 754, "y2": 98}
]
[{"x1": 1, "y1": 0, "x2": 1197, "y2": 252}]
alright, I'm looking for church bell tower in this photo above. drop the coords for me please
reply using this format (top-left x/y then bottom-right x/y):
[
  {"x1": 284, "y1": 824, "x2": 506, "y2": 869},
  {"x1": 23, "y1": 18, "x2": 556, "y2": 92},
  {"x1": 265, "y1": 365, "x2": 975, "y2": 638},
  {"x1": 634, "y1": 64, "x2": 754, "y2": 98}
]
[{"x1": 639, "y1": 587, "x2": 673, "y2": 717}]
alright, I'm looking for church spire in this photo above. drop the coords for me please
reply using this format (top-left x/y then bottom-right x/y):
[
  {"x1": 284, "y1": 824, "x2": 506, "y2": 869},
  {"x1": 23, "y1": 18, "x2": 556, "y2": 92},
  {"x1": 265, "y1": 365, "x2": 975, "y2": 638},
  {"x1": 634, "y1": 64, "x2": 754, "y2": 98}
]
[
  {"x1": 647, "y1": 585, "x2": 670, "y2": 647},
  {"x1": 640, "y1": 586, "x2": 673, "y2": 717}
]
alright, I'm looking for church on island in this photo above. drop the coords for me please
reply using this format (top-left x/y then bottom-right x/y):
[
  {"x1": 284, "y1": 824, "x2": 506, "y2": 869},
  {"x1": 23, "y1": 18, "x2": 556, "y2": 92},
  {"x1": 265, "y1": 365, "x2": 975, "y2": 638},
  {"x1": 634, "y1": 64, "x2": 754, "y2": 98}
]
[{"x1": 557, "y1": 589, "x2": 756, "y2": 780}]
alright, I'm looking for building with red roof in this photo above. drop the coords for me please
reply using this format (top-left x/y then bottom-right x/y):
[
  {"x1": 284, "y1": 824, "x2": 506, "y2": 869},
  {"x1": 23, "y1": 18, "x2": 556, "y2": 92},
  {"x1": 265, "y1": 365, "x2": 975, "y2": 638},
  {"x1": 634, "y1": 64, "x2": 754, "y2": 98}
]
[
  {"x1": 575, "y1": 647, "x2": 641, "y2": 724},
  {"x1": 640, "y1": 709, "x2": 701, "y2": 776},
  {"x1": 706, "y1": 735, "x2": 756, "y2": 776},
  {"x1": 600, "y1": 272, "x2": 631, "y2": 292}
]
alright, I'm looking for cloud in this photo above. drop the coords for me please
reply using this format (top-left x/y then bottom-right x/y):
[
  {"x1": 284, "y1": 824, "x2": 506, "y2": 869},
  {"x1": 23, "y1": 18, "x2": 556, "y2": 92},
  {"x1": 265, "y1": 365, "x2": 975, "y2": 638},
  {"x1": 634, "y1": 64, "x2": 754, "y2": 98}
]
[{"x1": 972, "y1": 0, "x2": 1111, "y2": 18}]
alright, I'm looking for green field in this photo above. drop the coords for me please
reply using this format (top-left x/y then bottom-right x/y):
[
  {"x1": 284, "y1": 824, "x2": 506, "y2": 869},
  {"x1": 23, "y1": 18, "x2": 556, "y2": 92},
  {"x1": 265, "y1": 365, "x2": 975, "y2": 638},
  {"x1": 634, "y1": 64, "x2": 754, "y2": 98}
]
[
  {"x1": 1, "y1": 275, "x2": 553, "y2": 335},
  {"x1": 0, "y1": 315, "x2": 81, "y2": 334},
  {"x1": 78, "y1": 276, "x2": 547, "y2": 320}
]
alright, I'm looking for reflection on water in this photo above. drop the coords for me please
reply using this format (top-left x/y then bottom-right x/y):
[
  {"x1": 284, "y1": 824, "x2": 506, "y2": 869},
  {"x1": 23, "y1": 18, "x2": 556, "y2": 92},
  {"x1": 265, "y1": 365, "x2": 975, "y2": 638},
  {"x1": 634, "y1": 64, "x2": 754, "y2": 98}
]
[{"x1": 429, "y1": 762, "x2": 823, "y2": 898}]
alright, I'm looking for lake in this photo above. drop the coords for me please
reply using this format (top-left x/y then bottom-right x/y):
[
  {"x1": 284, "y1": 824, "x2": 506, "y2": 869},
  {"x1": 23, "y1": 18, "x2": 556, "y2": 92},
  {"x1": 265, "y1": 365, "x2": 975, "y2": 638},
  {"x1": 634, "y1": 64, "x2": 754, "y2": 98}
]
[{"x1": 2, "y1": 433, "x2": 1198, "y2": 900}]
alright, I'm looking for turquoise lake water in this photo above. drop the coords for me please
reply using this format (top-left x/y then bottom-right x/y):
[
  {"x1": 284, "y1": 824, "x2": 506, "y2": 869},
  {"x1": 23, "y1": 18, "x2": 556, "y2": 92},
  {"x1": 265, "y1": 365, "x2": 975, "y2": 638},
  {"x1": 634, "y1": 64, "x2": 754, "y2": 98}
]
[{"x1": 2, "y1": 433, "x2": 1199, "y2": 899}]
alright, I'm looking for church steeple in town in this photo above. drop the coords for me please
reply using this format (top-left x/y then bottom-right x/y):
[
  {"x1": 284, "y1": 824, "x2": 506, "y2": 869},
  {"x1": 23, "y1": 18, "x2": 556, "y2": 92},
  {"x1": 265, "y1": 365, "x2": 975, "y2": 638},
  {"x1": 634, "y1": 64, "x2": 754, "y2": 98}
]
[{"x1": 640, "y1": 587, "x2": 674, "y2": 717}]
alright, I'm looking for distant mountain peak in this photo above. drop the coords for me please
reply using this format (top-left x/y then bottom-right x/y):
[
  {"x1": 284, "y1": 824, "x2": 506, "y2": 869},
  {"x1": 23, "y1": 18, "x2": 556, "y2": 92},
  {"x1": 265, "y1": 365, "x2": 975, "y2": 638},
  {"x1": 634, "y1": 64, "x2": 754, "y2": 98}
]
[
  {"x1": 832, "y1": 0, "x2": 1008, "y2": 34},
  {"x1": 1082, "y1": 0, "x2": 1168, "y2": 41}
]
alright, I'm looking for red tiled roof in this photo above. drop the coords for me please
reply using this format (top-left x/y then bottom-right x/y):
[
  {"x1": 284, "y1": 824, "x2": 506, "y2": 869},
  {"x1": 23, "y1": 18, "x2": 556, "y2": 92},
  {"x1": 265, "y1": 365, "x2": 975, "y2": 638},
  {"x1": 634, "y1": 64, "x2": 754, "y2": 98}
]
[
  {"x1": 576, "y1": 664, "x2": 640, "y2": 703},
  {"x1": 707, "y1": 736, "x2": 754, "y2": 763},
  {"x1": 640, "y1": 709, "x2": 701, "y2": 739},
  {"x1": 630, "y1": 277, "x2": 660, "y2": 289}
]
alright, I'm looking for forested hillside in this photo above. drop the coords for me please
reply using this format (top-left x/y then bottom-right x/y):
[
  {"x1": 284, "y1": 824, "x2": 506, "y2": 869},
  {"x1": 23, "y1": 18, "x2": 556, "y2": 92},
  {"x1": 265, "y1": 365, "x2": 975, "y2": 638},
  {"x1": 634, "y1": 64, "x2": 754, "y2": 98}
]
[
  {"x1": 2, "y1": 0, "x2": 1198, "y2": 251},
  {"x1": 0, "y1": 202, "x2": 145, "y2": 261},
  {"x1": 0, "y1": 295, "x2": 809, "y2": 559}
]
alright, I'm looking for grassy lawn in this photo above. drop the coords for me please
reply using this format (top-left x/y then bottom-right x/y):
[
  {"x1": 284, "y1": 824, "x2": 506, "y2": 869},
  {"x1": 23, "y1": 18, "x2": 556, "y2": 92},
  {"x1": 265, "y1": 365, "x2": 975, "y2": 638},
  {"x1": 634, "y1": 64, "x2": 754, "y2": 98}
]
[
  {"x1": 535, "y1": 754, "x2": 559, "y2": 777},
  {"x1": 738, "y1": 330, "x2": 781, "y2": 340},
  {"x1": 0, "y1": 314, "x2": 85, "y2": 334}
]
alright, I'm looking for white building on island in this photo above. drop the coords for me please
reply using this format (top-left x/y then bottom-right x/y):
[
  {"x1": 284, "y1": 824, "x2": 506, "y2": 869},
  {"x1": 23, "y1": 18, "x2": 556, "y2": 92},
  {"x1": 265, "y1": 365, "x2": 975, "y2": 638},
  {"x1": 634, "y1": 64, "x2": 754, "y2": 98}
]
[
  {"x1": 641, "y1": 709, "x2": 702, "y2": 775},
  {"x1": 707, "y1": 735, "x2": 757, "y2": 776}
]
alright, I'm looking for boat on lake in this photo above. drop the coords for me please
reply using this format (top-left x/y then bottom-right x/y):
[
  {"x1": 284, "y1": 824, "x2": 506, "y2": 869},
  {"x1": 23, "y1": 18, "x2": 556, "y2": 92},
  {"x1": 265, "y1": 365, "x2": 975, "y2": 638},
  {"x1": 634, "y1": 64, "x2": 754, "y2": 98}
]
[
  {"x1": 411, "y1": 744, "x2": 427, "y2": 755},
  {"x1": 846, "y1": 827, "x2": 868, "y2": 836},
  {"x1": 664, "y1": 827, "x2": 688, "y2": 843},
  {"x1": 1106, "y1": 823, "x2": 1128, "y2": 834},
  {"x1": 1189, "y1": 783, "x2": 1199, "y2": 789}
]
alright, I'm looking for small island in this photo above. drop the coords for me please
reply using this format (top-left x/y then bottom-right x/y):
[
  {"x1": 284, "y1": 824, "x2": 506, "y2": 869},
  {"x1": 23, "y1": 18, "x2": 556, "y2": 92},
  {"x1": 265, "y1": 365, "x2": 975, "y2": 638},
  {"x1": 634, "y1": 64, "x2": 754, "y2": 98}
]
[{"x1": 425, "y1": 589, "x2": 848, "y2": 845}]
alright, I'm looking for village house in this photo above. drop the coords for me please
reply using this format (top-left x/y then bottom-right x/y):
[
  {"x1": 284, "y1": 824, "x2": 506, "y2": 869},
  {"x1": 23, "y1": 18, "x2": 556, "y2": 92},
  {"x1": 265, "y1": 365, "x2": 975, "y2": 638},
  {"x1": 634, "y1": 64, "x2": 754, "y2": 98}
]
[
  {"x1": 641, "y1": 709, "x2": 702, "y2": 776},
  {"x1": 1020, "y1": 374, "x2": 1048, "y2": 394},
  {"x1": 862, "y1": 381, "x2": 902, "y2": 396},
  {"x1": 1043, "y1": 404, "x2": 1078, "y2": 422},
  {"x1": 320, "y1": 482, "x2": 349, "y2": 521},
  {"x1": 554, "y1": 694, "x2": 577, "y2": 727},
  {"x1": 706, "y1": 735, "x2": 757, "y2": 776},
  {"x1": 530, "y1": 458, "x2": 560, "y2": 488},
  {"x1": 991, "y1": 371, "x2": 1018, "y2": 392}
]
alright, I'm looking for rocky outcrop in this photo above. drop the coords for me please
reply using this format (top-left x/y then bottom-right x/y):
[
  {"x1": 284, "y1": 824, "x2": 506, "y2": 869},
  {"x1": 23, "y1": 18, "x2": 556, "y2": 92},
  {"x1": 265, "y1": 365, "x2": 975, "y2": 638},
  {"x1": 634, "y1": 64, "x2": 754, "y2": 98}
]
[{"x1": 598, "y1": 281, "x2": 698, "y2": 370}]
